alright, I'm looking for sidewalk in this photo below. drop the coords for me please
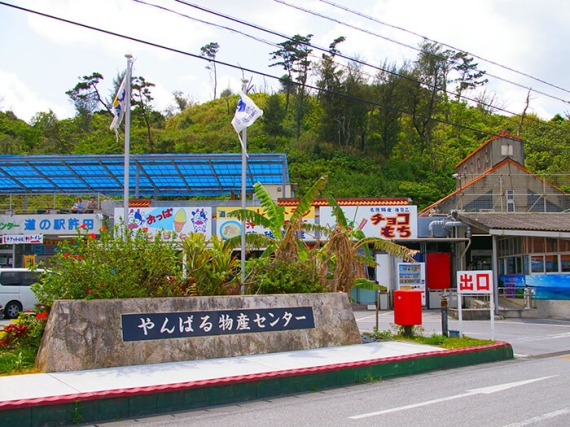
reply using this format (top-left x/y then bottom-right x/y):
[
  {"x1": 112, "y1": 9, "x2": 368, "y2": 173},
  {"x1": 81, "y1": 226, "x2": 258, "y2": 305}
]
[{"x1": 0, "y1": 313, "x2": 514, "y2": 427}]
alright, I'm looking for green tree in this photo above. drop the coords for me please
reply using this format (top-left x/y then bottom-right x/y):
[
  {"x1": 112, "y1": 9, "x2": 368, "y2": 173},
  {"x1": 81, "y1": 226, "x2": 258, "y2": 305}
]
[
  {"x1": 229, "y1": 175, "x2": 328, "y2": 262},
  {"x1": 399, "y1": 42, "x2": 453, "y2": 172},
  {"x1": 270, "y1": 34, "x2": 313, "y2": 143},
  {"x1": 367, "y1": 61, "x2": 404, "y2": 158},
  {"x1": 449, "y1": 51, "x2": 488, "y2": 101},
  {"x1": 261, "y1": 93, "x2": 287, "y2": 137},
  {"x1": 181, "y1": 233, "x2": 240, "y2": 296},
  {"x1": 31, "y1": 226, "x2": 186, "y2": 307},
  {"x1": 173, "y1": 90, "x2": 191, "y2": 111},
  {"x1": 65, "y1": 72, "x2": 111, "y2": 131},
  {"x1": 0, "y1": 111, "x2": 41, "y2": 154},
  {"x1": 31, "y1": 111, "x2": 75, "y2": 154},
  {"x1": 316, "y1": 36, "x2": 346, "y2": 145},
  {"x1": 200, "y1": 42, "x2": 220, "y2": 100},
  {"x1": 131, "y1": 76, "x2": 160, "y2": 151},
  {"x1": 220, "y1": 87, "x2": 234, "y2": 114}
]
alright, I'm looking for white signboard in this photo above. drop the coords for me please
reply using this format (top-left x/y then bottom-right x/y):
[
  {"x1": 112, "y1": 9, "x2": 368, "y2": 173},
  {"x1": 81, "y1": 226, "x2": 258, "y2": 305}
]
[
  {"x1": 456, "y1": 270, "x2": 495, "y2": 340},
  {"x1": 0, "y1": 214, "x2": 103, "y2": 236},
  {"x1": 114, "y1": 207, "x2": 212, "y2": 241},
  {"x1": 2, "y1": 234, "x2": 44, "y2": 244},
  {"x1": 457, "y1": 270, "x2": 492, "y2": 294},
  {"x1": 216, "y1": 206, "x2": 316, "y2": 241},
  {"x1": 319, "y1": 205, "x2": 417, "y2": 239}
]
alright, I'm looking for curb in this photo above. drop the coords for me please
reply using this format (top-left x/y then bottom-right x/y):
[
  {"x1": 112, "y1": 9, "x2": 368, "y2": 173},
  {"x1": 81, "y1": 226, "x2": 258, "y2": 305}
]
[{"x1": 0, "y1": 342, "x2": 513, "y2": 427}]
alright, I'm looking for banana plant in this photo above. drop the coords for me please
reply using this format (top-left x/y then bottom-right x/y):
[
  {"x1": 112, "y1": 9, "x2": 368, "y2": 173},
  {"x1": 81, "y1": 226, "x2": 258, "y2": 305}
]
[
  {"x1": 317, "y1": 195, "x2": 418, "y2": 293},
  {"x1": 227, "y1": 175, "x2": 328, "y2": 262}
]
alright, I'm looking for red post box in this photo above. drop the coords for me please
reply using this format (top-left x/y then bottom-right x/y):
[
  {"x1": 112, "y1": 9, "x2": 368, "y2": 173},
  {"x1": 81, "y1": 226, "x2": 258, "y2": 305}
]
[{"x1": 394, "y1": 290, "x2": 423, "y2": 326}]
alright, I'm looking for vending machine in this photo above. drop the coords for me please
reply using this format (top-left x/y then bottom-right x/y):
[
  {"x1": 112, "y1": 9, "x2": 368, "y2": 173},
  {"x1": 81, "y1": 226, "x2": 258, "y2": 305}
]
[{"x1": 397, "y1": 262, "x2": 426, "y2": 305}]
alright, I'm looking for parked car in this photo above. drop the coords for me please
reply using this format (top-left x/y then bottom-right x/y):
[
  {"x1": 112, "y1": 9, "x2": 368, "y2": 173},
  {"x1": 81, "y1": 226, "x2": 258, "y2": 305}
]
[{"x1": 0, "y1": 268, "x2": 43, "y2": 319}]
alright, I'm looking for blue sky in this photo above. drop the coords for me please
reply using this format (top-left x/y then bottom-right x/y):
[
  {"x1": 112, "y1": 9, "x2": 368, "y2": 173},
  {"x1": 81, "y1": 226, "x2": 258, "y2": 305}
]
[{"x1": 1, "y1": 0, "x2": 569, "y2": 123}]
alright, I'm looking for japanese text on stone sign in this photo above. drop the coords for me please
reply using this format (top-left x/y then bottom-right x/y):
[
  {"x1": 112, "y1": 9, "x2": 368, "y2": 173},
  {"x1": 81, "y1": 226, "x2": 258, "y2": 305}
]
[{"x1": 121, "y1": 307, "x2": 315, "y2": 342}]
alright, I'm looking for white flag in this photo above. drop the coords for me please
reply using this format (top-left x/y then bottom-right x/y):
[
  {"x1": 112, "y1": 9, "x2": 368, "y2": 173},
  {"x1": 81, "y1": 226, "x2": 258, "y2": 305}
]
[
  {"x1": 110, "y1": 75, "x2": 127, "y2": 137},
  {"x1": 231, "y1": 92, "x2": 263, "y2": 133}
]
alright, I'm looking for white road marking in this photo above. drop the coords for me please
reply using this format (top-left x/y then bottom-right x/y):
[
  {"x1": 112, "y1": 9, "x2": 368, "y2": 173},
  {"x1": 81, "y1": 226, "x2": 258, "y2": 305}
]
[
  {"x1": 349, "y1": 376, "x2": 557, "y2": 420},
  {"x1": 502, "y1": 408, "x2": 570, "y2": 427}
]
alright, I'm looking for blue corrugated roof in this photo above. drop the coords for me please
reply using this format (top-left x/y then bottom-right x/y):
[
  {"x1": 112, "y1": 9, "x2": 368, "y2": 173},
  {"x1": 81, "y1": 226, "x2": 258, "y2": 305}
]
[{"x1": 0, "y1": 153, "x2": 289, "y2": 197}]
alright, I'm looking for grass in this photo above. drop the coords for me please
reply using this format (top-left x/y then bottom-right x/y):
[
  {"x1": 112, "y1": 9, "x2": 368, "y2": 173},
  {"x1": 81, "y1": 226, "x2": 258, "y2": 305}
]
[
  {"x1": 363, "y1": 325, "x2": 495, "y2": 349},
  {"x1": 0, "y1": 347, "x2": 38, "y2": 375}
]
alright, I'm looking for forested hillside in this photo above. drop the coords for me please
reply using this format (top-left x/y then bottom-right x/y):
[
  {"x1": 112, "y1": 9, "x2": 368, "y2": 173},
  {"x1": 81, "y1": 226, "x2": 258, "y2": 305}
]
[{"x1": 2, "y1": 40, "x2": 570, "y2": 210}]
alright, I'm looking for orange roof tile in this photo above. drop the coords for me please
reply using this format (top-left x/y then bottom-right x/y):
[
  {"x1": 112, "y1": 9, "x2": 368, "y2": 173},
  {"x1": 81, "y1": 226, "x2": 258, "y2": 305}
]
[
  {"x1": 128, "y1": 199, "x2": 153, "y2": 207},
  {"x1": 278, "y1": 198, "x2": 410, "y2": 206}
]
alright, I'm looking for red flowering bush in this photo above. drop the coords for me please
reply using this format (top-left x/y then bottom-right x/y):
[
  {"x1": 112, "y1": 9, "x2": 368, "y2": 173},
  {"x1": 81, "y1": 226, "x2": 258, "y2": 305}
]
[
  {"x1": 0, "y1": 323, "x2": 29, "y2": 348},
  {"x1": 0, "y1": 309, "x2": 48, "y2": 350}
]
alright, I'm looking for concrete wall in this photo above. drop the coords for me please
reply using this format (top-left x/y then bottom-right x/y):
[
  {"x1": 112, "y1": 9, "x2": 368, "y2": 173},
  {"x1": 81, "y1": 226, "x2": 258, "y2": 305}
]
[
  {"x1": 536, "y1": 300, "x2": 570, "y2": 319},
  {"x1": 36, "y1": 293, "x2": 362, "y2": 373}
]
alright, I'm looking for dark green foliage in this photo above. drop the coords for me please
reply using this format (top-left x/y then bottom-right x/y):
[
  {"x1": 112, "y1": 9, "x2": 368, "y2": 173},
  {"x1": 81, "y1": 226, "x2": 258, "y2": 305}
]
[
  {"x1": 31, "y1": 226, "x2": 186, "y2": 307},
  {"x1": 246, "y1": 257, "x2": 325, "y2": 294}
]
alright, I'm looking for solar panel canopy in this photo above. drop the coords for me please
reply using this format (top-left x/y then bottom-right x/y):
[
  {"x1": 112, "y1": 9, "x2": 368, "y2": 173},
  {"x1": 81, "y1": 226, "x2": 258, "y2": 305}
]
[{"x1": 0, "y1": 153, "x2": 289, "y2": 197}]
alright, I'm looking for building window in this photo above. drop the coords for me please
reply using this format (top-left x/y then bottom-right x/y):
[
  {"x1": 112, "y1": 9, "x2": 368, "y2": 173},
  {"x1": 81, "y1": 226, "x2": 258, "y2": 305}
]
[
  {"x1": 561, "y1": 254, "x2": 570, "y2": 272},
  {"x1": 531, "y1": 255, "x2": 544, "y2": 273},
  {"x1": 506, "y1": 256, "x2": 523, "y2": 274},
  {"x1": 545, "y1": 255, "x2": 559, "y2": 272},
  {"x1": 501, "y1": 237, "x2": 570, "y2": 275}
]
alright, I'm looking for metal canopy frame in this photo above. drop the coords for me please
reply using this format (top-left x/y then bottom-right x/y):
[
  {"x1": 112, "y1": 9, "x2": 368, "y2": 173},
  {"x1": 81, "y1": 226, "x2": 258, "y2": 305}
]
[{"x1": 0, "y1": 153, "x2": 289, "y2": 197}]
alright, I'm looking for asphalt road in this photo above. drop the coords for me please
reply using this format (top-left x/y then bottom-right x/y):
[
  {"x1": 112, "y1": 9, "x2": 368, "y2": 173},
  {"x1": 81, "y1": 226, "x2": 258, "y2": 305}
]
[
  {"x1": 353, "y1": 309, "x2": 570, "y2": 358},
  {"x1": 95, "y1": 340, "x2": 570, "y2": 427}
]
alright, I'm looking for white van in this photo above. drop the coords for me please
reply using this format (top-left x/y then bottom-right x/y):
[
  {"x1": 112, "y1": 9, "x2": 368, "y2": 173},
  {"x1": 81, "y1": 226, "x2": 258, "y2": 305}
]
[{"x1": 0, "y1": 268, "x2": 43, "y2": 319}]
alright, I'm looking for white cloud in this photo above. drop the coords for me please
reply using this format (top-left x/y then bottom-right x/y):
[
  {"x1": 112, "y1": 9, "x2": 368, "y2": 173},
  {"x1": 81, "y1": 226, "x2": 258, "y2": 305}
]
[
  {"x1": 0, "y1": 70, "x2": 70, "y2": 122},
  {"x1": 1, "y1": 0, "x2": 568, "y2": 124}
]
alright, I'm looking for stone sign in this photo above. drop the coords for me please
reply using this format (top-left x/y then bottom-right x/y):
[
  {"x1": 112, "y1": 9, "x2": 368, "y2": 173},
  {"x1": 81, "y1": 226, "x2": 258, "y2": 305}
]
[{"x1": 36, "y1": 293, "x2": 362, "y2": 373}]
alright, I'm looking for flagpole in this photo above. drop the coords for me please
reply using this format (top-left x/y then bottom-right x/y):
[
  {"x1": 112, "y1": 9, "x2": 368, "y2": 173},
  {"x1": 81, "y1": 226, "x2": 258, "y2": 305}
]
[
  {"x1": 240, "y1": 79, "x2": 248, "y2": 295},
  {"x1": 123, "y1": 54, "x2": 133, "y2": 239}
]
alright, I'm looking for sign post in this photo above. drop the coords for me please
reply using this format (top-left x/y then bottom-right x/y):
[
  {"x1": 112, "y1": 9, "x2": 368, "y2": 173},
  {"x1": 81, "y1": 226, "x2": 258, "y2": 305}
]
[{"x1": 457, "y1": 270, "x2": 494, "y2": 340}]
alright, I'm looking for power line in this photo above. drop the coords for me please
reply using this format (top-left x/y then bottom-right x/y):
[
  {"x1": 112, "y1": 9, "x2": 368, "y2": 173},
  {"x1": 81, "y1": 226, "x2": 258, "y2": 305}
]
[
  {"x1": 275, "y1": 0, "x2": 570, "y2": 107},
  {"x1": 171, "y1": 0, "x2": 567, "y2": 132},
  {"x1": 318, "y1": 0, "x2": 570, "y2": 97},
  {"x1": 172, "y1": 0, "x2": 524, "y2": 118},
  {"x1": 0, "y1": 0, "x2": 501, "y2": 140}
]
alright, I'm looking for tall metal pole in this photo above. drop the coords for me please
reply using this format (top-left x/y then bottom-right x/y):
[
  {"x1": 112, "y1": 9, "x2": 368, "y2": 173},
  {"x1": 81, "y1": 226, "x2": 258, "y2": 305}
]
[
  {"x1": 123, "y1": 54, "x2": 133, "y2": 238},
  {"x1": 240, "y1": 80, "x2": 248, "y2": 294}
]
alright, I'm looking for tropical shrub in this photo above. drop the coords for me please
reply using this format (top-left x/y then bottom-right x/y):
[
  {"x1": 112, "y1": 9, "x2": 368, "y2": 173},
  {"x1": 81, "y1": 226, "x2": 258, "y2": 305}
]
[
  {"x1": 32, "y1": 225, "x2": 186, "y2": 308},
  {"x1": 181, "y1": 233, "x2": 240, "y2": 296},
  {"x1": 246, "y1": 256, "x2": 325, "y2": 294}
]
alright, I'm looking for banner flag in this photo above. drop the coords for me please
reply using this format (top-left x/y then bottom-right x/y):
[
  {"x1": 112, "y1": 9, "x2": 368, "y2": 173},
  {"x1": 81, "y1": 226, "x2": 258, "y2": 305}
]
[
  {"x1": 110, "y1": 75, "x2": 128, "y2": 139},
  {"x1": 231, "y1": 92, "x2": 263, "y2": 133}
]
